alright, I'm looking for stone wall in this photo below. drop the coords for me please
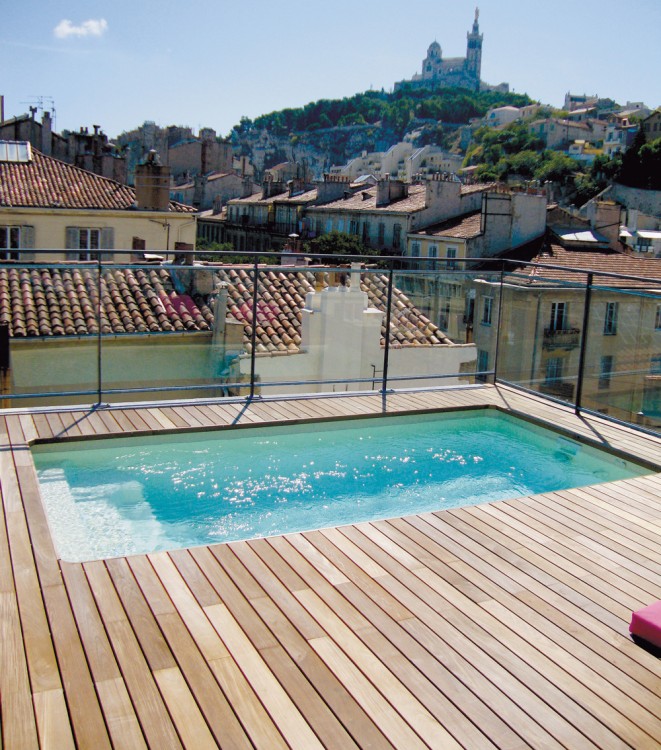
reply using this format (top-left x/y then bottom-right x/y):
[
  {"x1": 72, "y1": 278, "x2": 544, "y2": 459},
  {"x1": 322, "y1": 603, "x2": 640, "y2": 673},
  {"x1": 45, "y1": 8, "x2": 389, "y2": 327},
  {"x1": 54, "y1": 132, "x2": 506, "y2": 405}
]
[{"x1": 606, "y1": 183, "x2": 661, "y2": 219}]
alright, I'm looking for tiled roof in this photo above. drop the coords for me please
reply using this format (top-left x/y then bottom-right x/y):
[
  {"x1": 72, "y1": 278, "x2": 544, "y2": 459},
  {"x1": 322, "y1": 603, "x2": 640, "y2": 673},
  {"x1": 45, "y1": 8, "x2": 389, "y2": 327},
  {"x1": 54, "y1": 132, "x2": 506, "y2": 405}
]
[
  {"x1": 216, "y1": 267, "x2": 452, "y2": 352},
  {"x1": 314, "y1": 184, "x2": 428, "y2": 214},
  {"x1": 0, "y1": 266, "x2": 213, "y2": 337},
  {"x1": 415, "y1": 210, "x2": 483, "y2": 239},
  {"x1": 1, "y1": 264, "x2": 451, "y2": 350},
  {"x1": 510, "y1": 243, "x2": 661, "y2": 288},
  {"x1": 231, "y1": 188, "x2": 318, "y2": 206},
  {"x1": 0, "y1": 147, "x2": 196, "y2": 213}
]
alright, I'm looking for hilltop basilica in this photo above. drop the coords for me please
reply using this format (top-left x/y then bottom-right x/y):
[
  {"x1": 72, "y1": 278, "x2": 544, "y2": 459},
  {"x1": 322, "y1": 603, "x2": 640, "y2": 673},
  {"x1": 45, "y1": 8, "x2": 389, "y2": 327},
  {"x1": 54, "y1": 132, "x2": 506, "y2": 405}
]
[{"x1": 394, "y1": 9, "x2": 509, "y2": 94}]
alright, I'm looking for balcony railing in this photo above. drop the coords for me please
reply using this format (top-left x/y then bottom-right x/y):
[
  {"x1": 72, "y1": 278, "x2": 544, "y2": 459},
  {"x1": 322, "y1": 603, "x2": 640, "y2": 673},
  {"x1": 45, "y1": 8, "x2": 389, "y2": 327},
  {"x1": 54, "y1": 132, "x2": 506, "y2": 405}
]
[
  {"x1": 542, "y1": 326, "x2": 581, "y2": 350},
  {"x1": 0, "y1": 250, "x2": 659, "y2": 437}
]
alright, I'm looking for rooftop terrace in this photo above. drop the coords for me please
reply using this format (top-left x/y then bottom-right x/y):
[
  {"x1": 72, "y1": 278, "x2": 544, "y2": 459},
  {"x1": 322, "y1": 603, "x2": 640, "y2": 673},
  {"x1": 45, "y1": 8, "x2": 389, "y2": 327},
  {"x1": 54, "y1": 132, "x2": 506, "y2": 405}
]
[{"x1": 2, "y1": 385, "x2": 661, "y2": 748}]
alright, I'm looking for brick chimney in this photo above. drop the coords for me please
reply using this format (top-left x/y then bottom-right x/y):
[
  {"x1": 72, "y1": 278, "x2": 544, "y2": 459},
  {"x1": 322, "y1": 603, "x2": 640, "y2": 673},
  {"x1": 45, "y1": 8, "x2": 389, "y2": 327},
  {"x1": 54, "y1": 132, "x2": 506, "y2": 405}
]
[
  {"x1": 241, "y1": 176, "x2": 254, "y2": 198},
  {"x1": 288, "y1": 177, "x2": 307, "y2": 198},
  {"x1": 41, "y1": 111, "x2": 53, "y2": 156},
  {"x1": 134, "y1": 150, "x2": 171, "y2": 211},
  {"x1": 192, "y1": 174, "x2": 206, "y2": 209},
  {"x1": 316, "y1": 174, "x2": 354, "y2": 204},
  {"x1": 261, "y1": 175, "x2": 287, "y2": 199},
  {"x1": 376, "y1": 174, "x2": 408, "y2": 207}
]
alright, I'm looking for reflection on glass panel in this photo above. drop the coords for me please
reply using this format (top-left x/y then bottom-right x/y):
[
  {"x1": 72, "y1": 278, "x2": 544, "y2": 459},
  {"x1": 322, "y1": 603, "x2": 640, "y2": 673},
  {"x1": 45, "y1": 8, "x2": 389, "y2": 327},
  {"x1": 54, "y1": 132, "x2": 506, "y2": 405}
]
[
  {"x1": 390, "y1": 260, "x2": 500, "y2": 389},
  {"x1": 579, "y1": 287, "x2": 661, "y2": 430},
  {"x1": 93, "y1": 261, "x2": 234, "y2": 403},
  {"x1": 0, "y1": 262, "x2": 102, "y2": 408},
  {"x1": 252, "y1": 264, "x2": 383, "y2": 396},
  {"x1": 496, "y1": 267, "x2": 586, "y2": 405}
]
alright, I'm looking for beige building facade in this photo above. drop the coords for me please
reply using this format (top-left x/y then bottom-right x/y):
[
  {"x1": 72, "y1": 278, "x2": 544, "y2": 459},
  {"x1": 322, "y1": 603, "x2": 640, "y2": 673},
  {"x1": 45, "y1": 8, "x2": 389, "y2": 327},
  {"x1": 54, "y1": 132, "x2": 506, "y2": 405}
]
[{"x1": 0, "y1": 142, "x2": 197, "y2": 261}]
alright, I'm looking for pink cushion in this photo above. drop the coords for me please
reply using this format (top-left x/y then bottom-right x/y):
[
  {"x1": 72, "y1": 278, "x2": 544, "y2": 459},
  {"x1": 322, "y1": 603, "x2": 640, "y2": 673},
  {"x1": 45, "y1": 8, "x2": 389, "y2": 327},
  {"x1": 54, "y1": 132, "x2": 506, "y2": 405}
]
[{"x1": 630, "y1": 601, "x2": 661, "y2": 648}]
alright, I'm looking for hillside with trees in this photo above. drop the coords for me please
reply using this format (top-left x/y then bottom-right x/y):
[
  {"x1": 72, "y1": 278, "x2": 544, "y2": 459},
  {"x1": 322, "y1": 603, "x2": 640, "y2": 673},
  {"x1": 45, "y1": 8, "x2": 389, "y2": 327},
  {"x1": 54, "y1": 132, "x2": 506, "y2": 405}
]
[
  {"x1": 230, "y1": 85, "x2": 535, "y2": 175},
  {"x1": 464, "y1": 121, "x2": 625, "y2": 206},
  {"x1": 232, "y1": 86, "x2": 533, "y2": 140}
]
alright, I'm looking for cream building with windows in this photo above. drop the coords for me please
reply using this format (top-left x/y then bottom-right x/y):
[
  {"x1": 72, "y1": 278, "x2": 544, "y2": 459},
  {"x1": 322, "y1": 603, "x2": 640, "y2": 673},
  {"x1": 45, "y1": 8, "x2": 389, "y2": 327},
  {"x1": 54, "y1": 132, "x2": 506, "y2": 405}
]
[{"x1": 0, "y1": 141, "x2": 197, "y2": 262}]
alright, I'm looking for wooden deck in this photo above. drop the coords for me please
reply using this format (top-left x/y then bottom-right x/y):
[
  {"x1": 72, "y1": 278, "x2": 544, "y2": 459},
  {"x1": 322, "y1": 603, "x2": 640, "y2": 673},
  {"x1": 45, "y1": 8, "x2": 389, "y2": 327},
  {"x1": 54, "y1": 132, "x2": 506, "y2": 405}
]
[{"x1": 2, "y1": 384, "x2": 661, "y2": 749}]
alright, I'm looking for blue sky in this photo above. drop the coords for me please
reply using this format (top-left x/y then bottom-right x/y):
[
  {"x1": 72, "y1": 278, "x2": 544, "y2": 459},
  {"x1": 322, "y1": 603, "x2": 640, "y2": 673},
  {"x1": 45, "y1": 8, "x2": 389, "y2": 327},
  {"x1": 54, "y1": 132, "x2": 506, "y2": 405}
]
[{"x1": 2, "y1": 0, "x2": 659, "y2": 140}]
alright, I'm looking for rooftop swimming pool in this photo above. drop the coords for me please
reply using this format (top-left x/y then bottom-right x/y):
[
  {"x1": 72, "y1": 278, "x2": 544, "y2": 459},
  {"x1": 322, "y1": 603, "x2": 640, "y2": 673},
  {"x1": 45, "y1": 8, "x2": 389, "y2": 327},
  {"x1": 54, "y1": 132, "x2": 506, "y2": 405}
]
[{"x1": 32, "y1": 408, "x2": 652, "y2": 562}]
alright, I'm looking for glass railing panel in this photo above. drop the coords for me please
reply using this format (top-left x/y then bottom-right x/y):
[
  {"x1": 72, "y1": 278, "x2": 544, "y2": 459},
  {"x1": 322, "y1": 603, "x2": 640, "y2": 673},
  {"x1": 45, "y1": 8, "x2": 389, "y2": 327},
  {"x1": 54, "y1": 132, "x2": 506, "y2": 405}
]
[
  {"x1": 389, "y1": 259, "x2": 501, "y2": 389},
  {"x1": 497, "y1": 264, "x2": 587, "y2": 406},
  {"x1": 95, "y1": 259, "x2": 251, "y2": 403},
  {"x1": 251, "y1": 262, "x2": 383, "y2": 397},
  {"x1": 0, "y1": 260, "x2": 102, "y2": 409},
  {"x1": 578, "y1": 285, "x2": 661, "y2": 432}
]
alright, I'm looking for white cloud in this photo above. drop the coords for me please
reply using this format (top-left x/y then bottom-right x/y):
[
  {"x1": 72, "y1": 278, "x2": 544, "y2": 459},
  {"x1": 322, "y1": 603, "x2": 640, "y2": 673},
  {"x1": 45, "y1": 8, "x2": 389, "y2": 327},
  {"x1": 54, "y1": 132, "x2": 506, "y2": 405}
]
[{"x1": 53, "y1": 18, "x2": 108, "y2": 39}]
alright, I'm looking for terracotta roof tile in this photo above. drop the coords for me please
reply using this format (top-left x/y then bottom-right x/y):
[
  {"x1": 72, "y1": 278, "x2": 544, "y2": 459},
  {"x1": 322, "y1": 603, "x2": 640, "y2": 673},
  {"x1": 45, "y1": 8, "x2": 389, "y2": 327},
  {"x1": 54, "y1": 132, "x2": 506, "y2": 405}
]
[
  {"x1": 215, "y1": 267, "x2": 452, "y2": 352},
  {"x1": 0, "y1": 263, "x2": 451, "y2": 352},
  {"x1": 511, "y1": 244, "x2": 661, "y2": 287},
  {"x1": 0, "y1": 146, "x2": 195, "y2": 213},
  {"x1": 416, "y1": 210, "x2": 483, "y2": 239}
]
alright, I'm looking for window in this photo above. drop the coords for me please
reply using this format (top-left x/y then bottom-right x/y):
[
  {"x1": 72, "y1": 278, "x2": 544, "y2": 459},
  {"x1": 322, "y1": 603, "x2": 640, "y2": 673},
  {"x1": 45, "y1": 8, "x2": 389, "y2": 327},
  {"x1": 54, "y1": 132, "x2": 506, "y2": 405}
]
[
  {"x1": 0, "y1": 226, "x2": 21, "y2": 260},
  {"x1": 446, "y1": 246, "x2": 457, "y2": 270},
  {"x1": 362, "y1": 221, "x2": 371, "y2": 244},
  {"x1": 655, "y1": 305, "x2": 661, "y2": 331},
  {"x1": 427, "y1": 243, "x2": 438, "y2": 258},
  {"x1": 651, "y1": 355, "x2": 661, "y2": 374},
  {"x1": 66, "y1": 227, "x2": 113, "y2": 261},
  {"x1": 410, "y1": 241, "x2": 421, "y2": 257},
  {"x1": 634, "y1": 237, "x2": 652, "y2": 253},
  {"x1": 0, "y1": 141, "x2": 31, "y2": 163},
  {"x1": 545, "y1": 357, "x2": 563, "y2": 384},
  {"x1": 349, "y1": 219, "x2": 359, "y2": 236},
  {"x1": 599, "y1": 355, "x2": 614, "y2": 389},
  {"x1": 393, "y1": 223, "x2": 402, "y2": 250},
  {"x1": 377, "y1": 222, "x2": 385, "y2": 246},
  {"x1": 549, "y1": 302, "x2": 567, "y2": 332},
  {"x1": 439, "y1": 302, "x2": 451, "y2": 330},
  {"x1": 603, "y1": 301, "x2": 618, "y2": 335},
  {"x1": 481, "y1": 296, "x2": 493, "y2": 326},
  {"x1": 476, "y1": 350, "x2": 489, "y2": 382}
]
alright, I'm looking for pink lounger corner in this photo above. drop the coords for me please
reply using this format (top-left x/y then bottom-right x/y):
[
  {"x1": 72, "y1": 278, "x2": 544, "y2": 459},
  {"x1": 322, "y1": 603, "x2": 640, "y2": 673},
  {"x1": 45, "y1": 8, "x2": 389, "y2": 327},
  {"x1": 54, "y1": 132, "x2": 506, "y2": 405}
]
[{"x1": 630, "y1": 601, "x2": 661, "y2": 648}]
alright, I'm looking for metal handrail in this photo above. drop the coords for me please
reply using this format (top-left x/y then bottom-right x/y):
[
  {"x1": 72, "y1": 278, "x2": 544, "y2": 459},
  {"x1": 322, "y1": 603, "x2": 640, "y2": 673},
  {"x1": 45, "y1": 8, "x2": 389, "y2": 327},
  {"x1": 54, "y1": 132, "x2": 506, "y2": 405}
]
[{"x1": 1, "y1": 251, "x2": 660, "y2": 436}]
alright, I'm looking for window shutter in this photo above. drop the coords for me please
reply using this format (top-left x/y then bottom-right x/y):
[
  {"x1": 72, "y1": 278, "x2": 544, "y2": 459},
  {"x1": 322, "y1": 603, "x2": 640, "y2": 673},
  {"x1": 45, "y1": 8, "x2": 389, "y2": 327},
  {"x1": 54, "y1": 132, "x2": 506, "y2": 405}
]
[
  {"x1": 21, "y1": 225, "x2": 35, "y2": 249},
  {"x1": 65, "y1": 227, "x2": 79, "y2": 260},
  {"x1": 20, "y1": 225, "x2": 35, "y2": 261},
  {"x1": 100, "y1": 227, "x2": 114, "y2": 250}
]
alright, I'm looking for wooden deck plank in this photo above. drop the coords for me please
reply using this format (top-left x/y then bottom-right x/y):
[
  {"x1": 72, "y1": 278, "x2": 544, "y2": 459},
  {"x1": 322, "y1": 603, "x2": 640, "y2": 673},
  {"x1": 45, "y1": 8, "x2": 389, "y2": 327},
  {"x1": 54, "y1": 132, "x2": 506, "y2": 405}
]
[
  {"x1": 130, "y1": 555, "x2": 254, "y2": 750},
  {"x1": 403, "y1": 511, "x2": 661, "y2": 684},
  {"x1": 40, "y1": 581, "x2": 112, "y2": 749},
  {"x1": 220, "y1": 543, "x2": 393, "y2": 748},
  {"x1": 3, "y1": 385, "x2": 661, "y2": 750},
  {"x1": 190, "y1": 546, "x2": 363, "y2": 750},
  {"x1": 0, "y1": 592, "x2": 41, "y2": 748},
  {"x1": 283, "y1": 533, "x2": 508, "y2": 750},
  {"x1": 338, "y1": 523, "x2": 612, "y2": 749},
  {"x1": 84, "y1": 560, "x2": 183, "y2": 749}
]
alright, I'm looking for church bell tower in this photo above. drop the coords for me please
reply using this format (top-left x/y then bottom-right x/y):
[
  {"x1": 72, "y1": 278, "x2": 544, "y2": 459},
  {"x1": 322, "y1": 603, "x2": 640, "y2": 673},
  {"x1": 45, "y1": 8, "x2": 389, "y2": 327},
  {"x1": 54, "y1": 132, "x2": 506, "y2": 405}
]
[{"x1": 466, "y1": 7, "x2": 483, "y2": 88}]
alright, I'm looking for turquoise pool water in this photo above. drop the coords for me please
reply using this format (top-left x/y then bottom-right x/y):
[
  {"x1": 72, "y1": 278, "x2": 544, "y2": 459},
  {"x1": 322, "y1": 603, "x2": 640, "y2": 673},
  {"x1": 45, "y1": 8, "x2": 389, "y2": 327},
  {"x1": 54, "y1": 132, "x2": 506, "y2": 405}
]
[{"x1": 32, "y1": 409, "x2": 650, "y2": 562}]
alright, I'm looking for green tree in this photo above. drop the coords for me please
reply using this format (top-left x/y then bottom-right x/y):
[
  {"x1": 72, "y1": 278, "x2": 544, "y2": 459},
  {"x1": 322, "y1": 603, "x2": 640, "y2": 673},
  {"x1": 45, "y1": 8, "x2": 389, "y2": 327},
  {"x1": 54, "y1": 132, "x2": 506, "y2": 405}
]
[
  {"x1": 303, "y1": 231, "x2": 377, "y2": 257},
  {"x1": 534, "y1": 151, "x2": 577, "y2": 183},
  {"x1": 617, "y1": 128, "x2": 647, "y2": 187}
]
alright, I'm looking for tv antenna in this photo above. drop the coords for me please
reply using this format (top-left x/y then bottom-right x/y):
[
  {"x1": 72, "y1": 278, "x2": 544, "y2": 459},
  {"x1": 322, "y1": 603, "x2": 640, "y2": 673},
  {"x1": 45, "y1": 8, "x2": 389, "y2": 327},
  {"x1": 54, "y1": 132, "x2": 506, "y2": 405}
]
[{"x1": 20, "y1": 96, "x2": 56, "y2": 129}]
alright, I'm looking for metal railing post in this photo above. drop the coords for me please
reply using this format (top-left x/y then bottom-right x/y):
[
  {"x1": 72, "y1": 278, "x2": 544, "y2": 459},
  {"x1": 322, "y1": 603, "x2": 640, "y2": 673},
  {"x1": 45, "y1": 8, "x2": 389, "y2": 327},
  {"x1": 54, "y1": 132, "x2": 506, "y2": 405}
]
[
  {"x1": 96, "y1": 255, "x2": 103, "y2": 406},
  {"x1": 381, "y1": 261, "x2": 394, "y2": 393},
  {"x1": 492, "y1": 261, "x2": 505, "y2": 383},
  {"x1": 249, "y1": 258, "x2": 259, "y2": 399},
  {"x1": 574, "y1": 272, "x2": 593, "y2": 414}
]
